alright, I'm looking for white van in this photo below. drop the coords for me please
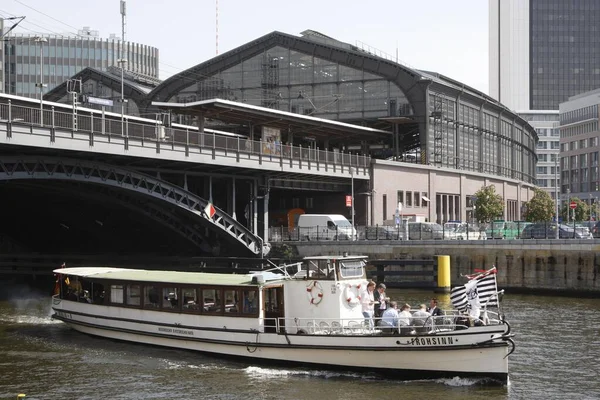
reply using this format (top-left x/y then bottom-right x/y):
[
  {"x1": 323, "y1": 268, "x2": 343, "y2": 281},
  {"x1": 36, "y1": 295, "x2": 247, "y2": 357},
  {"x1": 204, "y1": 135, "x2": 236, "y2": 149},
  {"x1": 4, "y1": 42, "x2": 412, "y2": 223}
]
[{"x1": 297, "y1": 214, "x2": 356, "y2": 240}]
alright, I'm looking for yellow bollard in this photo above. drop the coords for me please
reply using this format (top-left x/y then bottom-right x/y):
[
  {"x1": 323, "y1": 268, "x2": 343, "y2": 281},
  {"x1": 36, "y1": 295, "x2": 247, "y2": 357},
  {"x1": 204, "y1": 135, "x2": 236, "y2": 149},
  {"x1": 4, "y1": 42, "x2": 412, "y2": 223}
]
[{"x1": 436, "y1": 255, "x2": 451, "y2": 293}]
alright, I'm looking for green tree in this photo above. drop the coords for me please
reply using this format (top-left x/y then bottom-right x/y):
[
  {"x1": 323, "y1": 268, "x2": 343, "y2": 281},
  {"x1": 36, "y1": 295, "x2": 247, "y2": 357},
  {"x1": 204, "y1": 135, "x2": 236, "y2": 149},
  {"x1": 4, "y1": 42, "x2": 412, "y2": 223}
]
[
  {"x1": 559, "y1": 197, "x2": 588, "y2": 222},
  {"x1": 474, "y1": 185, "x2": 504, "y2": 223},
  {"x1": 523, "y1": 188, "x2": 555, "y2": 222}
]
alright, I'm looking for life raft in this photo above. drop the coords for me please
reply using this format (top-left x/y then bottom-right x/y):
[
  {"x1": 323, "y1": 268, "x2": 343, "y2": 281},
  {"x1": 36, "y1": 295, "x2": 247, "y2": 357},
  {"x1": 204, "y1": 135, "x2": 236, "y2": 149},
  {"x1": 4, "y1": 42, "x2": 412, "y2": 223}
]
[
  {"x1": 306, "y1": 280, "x2": 324, "y2": 305},
  {"x1": 344, "y1": 283, "x2": 361, "y2": 307}
]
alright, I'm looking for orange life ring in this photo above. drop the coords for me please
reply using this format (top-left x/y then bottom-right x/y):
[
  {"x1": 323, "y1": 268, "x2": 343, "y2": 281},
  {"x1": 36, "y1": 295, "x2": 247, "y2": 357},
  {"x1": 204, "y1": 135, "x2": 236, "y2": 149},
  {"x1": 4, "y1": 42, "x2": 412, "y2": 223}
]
[{"x1": 306, "y1": 280, "x2": 324, "y2": 305}]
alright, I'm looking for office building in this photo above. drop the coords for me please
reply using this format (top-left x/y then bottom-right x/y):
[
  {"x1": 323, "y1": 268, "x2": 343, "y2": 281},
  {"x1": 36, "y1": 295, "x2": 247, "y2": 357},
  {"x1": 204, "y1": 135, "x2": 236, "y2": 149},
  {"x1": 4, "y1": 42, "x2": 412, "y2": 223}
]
[
  {"x1": 490, "y1": 0, "x2": 600, "y2": 201},
  {"x1": 2, "y1": 27, "x2": 159, "y2": 98},
  {"x1": 559, "y1": 89, "x2": 600, "y2": 205}
]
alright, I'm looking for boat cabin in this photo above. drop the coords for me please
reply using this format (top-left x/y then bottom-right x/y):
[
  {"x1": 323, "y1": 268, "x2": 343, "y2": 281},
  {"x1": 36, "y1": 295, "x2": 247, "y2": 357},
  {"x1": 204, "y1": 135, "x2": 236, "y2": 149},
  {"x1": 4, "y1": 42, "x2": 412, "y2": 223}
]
[{"x1": 54, "y1": 256, "x2": 368, "y2": 335}]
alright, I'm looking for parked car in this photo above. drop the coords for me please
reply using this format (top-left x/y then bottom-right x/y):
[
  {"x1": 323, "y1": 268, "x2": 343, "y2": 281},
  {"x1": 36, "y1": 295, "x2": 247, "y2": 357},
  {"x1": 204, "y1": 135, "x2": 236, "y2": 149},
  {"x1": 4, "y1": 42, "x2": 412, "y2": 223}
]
[
  {"x1": 521, "y1": 223, "x2": 586, "y2": 239},
  {"x1": 485, "y1": 220, "x2": 529, "y2": 239},
  {"x1": 362, "y1": 226, "x2": 405, "y2": 240},
  {"x1": 574, "y1": 224, "x2": 594, "y2": 239},
  {"x1": 580, "y1": 221, "x2": 600, "y2": 238},
  {"x1": 408, "y1": 222, "x2": 444, "y2": 240},
  {"x1": 297, "y1": 214, "x2": 357, "y2": 240}
]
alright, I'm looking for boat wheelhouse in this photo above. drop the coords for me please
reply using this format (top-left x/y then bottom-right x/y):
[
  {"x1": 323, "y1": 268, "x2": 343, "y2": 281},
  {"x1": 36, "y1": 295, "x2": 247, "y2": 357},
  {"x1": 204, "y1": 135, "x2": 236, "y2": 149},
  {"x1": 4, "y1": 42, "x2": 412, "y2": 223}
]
[{"x1": 51, "y1": 256, "x2": 514, "y2": 382}]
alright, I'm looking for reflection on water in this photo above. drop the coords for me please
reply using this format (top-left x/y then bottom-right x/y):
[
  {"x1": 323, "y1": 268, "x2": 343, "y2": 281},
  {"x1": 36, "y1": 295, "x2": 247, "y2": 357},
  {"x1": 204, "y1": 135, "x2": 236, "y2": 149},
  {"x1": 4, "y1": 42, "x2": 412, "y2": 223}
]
[{"x1": 0, "y1": 290, "x2": 599, "y2": 399}]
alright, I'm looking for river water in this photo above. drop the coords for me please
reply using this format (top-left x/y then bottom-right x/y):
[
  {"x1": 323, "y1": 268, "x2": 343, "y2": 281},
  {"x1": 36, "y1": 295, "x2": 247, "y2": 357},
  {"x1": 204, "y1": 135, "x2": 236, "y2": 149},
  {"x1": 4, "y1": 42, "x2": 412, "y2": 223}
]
[{"x1": 0, "y1": 285, "x2": 599, "y2": 400}]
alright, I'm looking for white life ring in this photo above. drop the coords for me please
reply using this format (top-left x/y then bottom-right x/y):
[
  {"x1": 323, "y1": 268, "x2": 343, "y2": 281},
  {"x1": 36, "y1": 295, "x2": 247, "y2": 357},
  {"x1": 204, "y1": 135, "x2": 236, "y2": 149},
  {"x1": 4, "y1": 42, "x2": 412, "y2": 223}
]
[
  {"x1": 344, "y1": 283, "x2": 361, "y2": 307},
  {"x1": 306, "y1": 280, "x2": 324, "y2": 305}
]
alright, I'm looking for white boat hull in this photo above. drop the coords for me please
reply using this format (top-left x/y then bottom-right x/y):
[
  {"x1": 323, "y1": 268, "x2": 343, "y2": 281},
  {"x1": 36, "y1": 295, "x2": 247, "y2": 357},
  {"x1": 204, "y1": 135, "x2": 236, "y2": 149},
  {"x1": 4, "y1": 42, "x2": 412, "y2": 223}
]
[{"x1": 52, "y1": 299, "x2": 510, "y2": 381}]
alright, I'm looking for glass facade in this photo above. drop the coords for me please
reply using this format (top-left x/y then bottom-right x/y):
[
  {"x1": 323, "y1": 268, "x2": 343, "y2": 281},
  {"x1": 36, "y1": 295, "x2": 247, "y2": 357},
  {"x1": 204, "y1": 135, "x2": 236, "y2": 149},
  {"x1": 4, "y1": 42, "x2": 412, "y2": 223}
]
[
  {"x1": 158, "y1": 36, "x2": 537, "y2": 183},
  {"x1": 560, "y1": 98, "x2": 600, "y2": 195},
  {"x1": 3, "y1": 34, "x2": 159, "y2": 98},
  {"x1": 170, "y1": 46, "x2": 412, "y2": 123},
  {"x1": 428, "y1": 91, "x2": 536, "y2": 183},
  {"x1": 530, "y1": 0, "x2": 600, "y2": 110}
]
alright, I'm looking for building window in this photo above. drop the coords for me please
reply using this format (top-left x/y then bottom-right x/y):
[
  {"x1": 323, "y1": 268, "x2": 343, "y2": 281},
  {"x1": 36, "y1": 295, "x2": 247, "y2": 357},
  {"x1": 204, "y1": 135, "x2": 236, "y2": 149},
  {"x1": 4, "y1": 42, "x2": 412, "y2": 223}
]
[
  {"x1": 292, "y1": 198, "x2": 300, "y2": 208},
  {"x1": 397, "y1": 190, "x2": 404, "y2": 206},
  {"x1": 414, "y1": 192, "x2": 420, "y2": 207},
  {"x1": 421, "y1": 192, "x2": 429, "y2": 207},
  {"x1": 305, "y1": 198, "x2": 313, "y2": 208},
  {"x1": 382, "y1": 194, "x2": 387, "y2": 221},
  {"x1": 406, "y1": 191, "x2": 412, "y2": 207}
]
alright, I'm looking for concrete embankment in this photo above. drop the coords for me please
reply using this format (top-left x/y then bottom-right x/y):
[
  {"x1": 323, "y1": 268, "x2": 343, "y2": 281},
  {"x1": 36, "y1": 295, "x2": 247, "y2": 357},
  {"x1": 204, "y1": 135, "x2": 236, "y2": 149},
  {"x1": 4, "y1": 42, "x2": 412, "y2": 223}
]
[{"x1": 279, "y1": 239, "x2": 600, "y2": 295}]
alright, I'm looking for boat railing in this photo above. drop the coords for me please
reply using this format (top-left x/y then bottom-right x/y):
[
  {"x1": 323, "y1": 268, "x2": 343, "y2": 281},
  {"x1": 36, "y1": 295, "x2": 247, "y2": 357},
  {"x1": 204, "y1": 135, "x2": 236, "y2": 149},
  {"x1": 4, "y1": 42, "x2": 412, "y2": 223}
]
[
  {"x1": 259, "y1": 260, "x2": 304, "y2": 280},
  {"x1": 272, "y1": 313, "x2": 501, "y2": 336}
]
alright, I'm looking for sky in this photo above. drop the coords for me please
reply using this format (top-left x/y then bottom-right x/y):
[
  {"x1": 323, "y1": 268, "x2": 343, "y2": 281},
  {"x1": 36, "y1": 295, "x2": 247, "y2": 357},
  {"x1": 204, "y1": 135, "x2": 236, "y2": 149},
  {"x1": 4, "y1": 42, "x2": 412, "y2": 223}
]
[{"x1": 1, "y1": 0, "x2": 490, "y2": 93}]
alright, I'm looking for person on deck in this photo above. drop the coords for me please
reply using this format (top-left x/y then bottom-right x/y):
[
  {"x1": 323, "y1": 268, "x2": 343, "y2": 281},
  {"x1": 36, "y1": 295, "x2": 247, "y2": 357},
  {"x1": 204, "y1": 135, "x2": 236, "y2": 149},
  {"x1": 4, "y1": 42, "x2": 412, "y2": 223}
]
[
  {"x1": 412, "y1": 304, "x2": 432, "y2": 333},
  {"x1": 360, "y1": 280, "x2": 376, "y2": 329},
  {"x1": 398, "y1": 304, "x2": 413, "y2": 334},
  {"x1": 374, "y1": 283, "x2": 389, "y2": 319},
  {"x1": 380, "y1": 301, "x2": 399, "y2": 333},
  {"x1": 427, "y1": 298, "x2": 444, "y2": 318}
]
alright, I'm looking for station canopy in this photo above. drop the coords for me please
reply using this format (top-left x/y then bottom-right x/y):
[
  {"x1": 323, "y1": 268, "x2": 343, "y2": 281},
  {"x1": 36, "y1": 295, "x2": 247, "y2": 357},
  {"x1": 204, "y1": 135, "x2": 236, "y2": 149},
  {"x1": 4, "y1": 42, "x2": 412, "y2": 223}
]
[{"x1": 152, "y1": 98, "x2": 391, "y2": 143}]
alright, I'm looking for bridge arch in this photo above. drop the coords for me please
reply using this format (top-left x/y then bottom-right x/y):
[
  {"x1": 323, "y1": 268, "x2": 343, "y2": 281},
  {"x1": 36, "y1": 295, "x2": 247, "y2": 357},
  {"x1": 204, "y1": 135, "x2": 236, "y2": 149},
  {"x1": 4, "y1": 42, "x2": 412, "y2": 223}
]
[{"x1": 0, "y1": 156, "x2": 267, "y2": 256}]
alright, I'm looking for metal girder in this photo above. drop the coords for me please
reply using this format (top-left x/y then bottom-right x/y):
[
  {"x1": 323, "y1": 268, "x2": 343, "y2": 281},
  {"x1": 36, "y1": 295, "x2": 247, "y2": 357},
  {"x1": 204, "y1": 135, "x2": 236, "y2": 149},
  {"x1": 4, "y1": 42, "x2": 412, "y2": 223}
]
[{"x1": 0, "y1": 156, "x2": 266, "y2": 256}]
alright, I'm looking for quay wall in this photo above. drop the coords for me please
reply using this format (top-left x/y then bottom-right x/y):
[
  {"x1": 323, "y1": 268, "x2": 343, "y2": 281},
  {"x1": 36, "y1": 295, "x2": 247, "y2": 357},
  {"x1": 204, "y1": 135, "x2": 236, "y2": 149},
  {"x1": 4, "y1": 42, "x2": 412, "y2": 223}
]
[{"x1": 282, "y1": 240, "x2": 600, "y2": 294}]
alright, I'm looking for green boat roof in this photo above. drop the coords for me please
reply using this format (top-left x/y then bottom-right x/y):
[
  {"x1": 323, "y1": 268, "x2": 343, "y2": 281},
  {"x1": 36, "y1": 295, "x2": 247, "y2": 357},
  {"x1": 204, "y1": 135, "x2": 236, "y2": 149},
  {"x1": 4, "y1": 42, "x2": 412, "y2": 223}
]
[{"x1": 54, "y1": 267, "x2": 258, "y2": 286}]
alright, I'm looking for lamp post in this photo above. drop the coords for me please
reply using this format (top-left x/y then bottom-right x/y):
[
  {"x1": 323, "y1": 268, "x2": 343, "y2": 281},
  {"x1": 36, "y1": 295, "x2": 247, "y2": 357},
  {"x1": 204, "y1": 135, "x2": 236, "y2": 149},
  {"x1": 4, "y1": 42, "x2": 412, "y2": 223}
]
[
  {"x1": 351, "y1": 166, "x2": 355, "y2": 230},
  {"x1": 119, "y1": 0, "x2": 127, "y2": 136},
  {"x1": 566, "y1": 188, "x2": 570, "y2": 224},
  {"x1": 555, "y1": 156, "x2": 559, "y2": 239},
  {"x1": 35, "y1": 36, "x2": 47, "y2": 126},
  {"x1": 117, "y1": 58, "x2": 127, "y2": 135}
]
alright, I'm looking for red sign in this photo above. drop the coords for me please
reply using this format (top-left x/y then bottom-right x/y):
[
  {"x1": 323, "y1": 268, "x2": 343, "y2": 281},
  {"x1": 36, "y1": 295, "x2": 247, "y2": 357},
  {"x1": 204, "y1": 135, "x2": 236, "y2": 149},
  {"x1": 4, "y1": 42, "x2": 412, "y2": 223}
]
[
  {"x1": 345, "y1": 195, "x2": 352, "y2": 207},
  {"x1": 204, "y1": 202, "x2": 216, "y2": 219},
  {"x1": 570, "y1": 201, "x2": 577, "y2": 209}
]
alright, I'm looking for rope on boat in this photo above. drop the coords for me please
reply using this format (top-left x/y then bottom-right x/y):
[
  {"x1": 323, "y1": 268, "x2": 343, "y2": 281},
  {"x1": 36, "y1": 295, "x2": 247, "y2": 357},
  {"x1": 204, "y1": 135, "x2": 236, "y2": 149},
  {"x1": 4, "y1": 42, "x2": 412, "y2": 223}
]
[
  {"x1": 246, "y1": 329, "x2": 260, "y2": 353},
  {"x1": 504, "y1": 337, "x2": 516, "y2": 359}
]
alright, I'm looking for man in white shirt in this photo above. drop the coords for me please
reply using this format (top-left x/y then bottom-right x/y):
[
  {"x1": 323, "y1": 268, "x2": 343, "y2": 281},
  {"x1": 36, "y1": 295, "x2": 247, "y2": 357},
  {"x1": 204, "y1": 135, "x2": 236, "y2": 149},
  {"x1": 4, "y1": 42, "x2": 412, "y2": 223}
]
[
  {"x1": 360, "y1": 281, "x2": 376, "y2": 329},
  {"x1": 397, "y1": 304, "x2": 413, "y2": 334},
  {"x1": 412, "y1": 304, "x2": 431, "y2": 333},
  {"x1": 380, "y1": 301, "x2": 399, "y2": 333}
]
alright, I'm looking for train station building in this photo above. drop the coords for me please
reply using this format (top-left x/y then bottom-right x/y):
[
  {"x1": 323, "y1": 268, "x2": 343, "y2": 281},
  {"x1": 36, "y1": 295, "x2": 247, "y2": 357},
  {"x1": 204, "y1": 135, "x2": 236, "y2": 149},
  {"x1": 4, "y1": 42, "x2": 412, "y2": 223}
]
[{"x1": 42, "y1": 29, "x2": 538, "y2": 225}]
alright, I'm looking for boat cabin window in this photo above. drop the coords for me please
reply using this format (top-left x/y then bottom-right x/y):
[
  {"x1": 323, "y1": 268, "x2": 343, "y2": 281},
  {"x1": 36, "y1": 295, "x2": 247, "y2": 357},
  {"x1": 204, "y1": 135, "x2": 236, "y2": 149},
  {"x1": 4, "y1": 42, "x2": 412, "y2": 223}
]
[
  {"x1": 182, "y1": 288, "x2": 199, "y2": 310},
  {"x1": 162, "y1": 287, "x2": 179, "y2": 309},
  {"x1": 339, "y1": 260, "x2": 365, "y2": 279},
  {"x1": 110, "y1": 285, "x2": 124, "y2": 304},
  {"x1": 202, "y1": 289, "x2": 222, "y2": 313},
  {"x1": 127, "y1": 285, "x2": 141, "y2": 306},
  {"x1": 301, "y1": 259, "x2": 334, "y2": 279},
  {"x1": 144, "y1": 285, "x2": 160, "y2": 309},
  {"x1": 224, "y1": 289, "x2": 238, "y2": 313},
  {"x1": 242, "y1": 289, "x2": 258, "y2": 314}
]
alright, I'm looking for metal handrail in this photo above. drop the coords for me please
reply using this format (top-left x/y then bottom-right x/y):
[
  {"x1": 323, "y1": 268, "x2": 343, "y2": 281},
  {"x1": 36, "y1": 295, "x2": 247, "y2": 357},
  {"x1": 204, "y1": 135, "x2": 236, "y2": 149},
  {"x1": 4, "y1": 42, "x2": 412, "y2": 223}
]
[{"x1": 0, "y1": 98, "x2": 371, "y2": 170}]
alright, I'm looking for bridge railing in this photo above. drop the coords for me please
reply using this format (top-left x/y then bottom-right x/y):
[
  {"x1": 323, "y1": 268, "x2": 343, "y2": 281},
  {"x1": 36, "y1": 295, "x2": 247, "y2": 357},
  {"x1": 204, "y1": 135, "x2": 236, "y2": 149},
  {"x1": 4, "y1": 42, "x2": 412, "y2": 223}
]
[{"x1": 0, "y1": 98, "x2": 371, "y2": 170}]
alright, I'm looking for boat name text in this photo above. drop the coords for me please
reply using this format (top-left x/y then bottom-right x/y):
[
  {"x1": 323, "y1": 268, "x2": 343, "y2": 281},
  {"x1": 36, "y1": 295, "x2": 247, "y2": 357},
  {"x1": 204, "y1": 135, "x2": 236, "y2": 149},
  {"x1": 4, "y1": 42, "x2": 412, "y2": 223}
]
[
  {"x1": 158, "y1": 327, "x2": 194, "y2": 336},
  {"x1": 55, "y1": 311, "x2": 72, "y2": 319},
  {"x1": 408, "y1": 336, "x2": 455, "y2": 346}
]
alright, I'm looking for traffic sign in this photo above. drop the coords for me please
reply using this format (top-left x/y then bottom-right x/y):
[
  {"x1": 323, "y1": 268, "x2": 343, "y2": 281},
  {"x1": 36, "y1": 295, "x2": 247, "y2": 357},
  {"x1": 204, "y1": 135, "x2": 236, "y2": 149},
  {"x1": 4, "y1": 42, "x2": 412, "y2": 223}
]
[
  {"x1": 345, "y1": 195, "x2": 352, "y2": 207},
  {"x1": 570, "y1": 201, "x2": 577, "y2": 209}
]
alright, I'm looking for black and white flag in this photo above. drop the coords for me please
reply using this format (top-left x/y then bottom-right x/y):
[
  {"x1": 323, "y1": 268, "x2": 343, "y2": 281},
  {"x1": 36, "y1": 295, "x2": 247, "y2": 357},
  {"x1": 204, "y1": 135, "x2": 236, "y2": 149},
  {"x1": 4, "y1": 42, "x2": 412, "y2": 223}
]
[{"x1": 450, "y1": 267, "x2": 498, "y2": 313}]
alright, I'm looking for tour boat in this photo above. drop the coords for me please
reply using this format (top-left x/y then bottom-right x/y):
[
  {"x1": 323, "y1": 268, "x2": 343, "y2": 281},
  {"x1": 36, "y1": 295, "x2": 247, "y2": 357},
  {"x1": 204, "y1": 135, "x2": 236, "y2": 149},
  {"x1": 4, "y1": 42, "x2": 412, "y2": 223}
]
[{"x1": 50, "y1": 256, "x2": 514, "y2": 382}]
